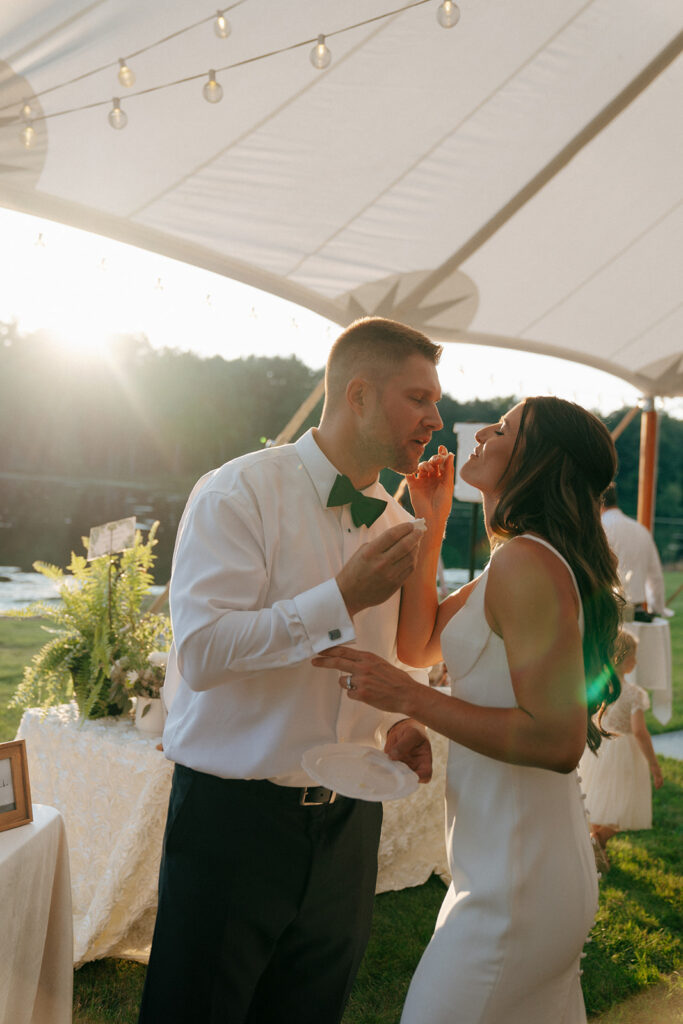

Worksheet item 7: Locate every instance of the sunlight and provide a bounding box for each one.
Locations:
[0,206,679,419]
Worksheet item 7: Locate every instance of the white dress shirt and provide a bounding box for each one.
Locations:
[601,507,665,614]
[162,429,426,785]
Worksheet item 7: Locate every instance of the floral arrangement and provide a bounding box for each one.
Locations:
[9,523,171,719]
[109,649,170,717]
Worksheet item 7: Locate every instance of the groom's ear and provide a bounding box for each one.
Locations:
[346,376,372,417]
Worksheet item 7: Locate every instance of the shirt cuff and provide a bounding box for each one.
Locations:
[293,577,356,654]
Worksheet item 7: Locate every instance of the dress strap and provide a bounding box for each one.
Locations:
[516,534,584,636]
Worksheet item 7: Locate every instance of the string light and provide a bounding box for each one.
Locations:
[214,10,231,38]
[202,70,223,103]
[118,59,136,87]
[310,34,331,70]
[436,0,460,28]
[19,100,36,147]
[108,97,127,129]
[20,122,36,148]
[0,0,250,116]
[1,1,438,129]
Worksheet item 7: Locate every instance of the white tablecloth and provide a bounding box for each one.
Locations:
[377,728,449,893]
[17,705,174,966]
[0,804,73,1024]
[624,618,673,724]
[17,704,449,964]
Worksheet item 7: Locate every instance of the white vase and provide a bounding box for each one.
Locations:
[134,697,165,736]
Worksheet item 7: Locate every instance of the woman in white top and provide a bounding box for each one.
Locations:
[313,397,622,1024]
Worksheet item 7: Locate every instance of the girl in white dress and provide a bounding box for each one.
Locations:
[313,397,622,1024]
[580,630,663,871]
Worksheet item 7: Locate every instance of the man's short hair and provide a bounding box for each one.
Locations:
[325,317,442,404]
[601,482,619,508]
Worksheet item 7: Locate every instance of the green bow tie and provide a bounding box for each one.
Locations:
[327,474,387,528]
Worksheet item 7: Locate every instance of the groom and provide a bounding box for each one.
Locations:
[139,317,443,1024]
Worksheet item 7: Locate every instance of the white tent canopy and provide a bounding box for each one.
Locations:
[1,0,681,397]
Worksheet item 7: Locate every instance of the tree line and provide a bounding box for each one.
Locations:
[1,322,681,568]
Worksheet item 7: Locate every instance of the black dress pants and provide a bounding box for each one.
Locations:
[138,765,383,1024]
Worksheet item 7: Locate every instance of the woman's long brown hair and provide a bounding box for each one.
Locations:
[490,397,622,752]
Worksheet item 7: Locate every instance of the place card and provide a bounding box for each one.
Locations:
[87,517,136,560]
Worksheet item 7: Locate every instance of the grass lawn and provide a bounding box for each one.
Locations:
[2,570,681,1023]
[0,615,50,741]
[67,756,682,1023]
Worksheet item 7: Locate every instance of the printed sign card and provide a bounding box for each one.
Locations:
[87,517,137,560]
[452,423,487,504]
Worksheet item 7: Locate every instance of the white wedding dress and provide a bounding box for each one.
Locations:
[401,536,598,1024]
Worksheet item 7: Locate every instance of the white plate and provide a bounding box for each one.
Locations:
[301,743,419,801]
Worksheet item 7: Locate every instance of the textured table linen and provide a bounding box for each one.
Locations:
[17,705,449,964]
[377,727,449,893]
[624,618,673,724]
[17,705,173,966]
[0,804,73,1024]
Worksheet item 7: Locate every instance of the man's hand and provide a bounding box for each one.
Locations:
[336,522,422,618]
[384,719,432,783]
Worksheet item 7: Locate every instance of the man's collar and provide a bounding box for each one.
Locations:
[294,429,382,507]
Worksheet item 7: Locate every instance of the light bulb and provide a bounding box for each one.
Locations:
[437,0,460,28]
[214,11,231,38]
[310,34,331,70]
[118,59,135,87]
[108,98,127,129]
[20,122,36,148]
[21,102,33,120]
[203,70,223,103]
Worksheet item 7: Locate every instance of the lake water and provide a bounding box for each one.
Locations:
[0,476,478,611]
[0,565,473,612]
[0,475,187,602]
[0,566,64,611]
[0,565,166,612]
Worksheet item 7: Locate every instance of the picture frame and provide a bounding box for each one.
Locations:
[0,739,33,833]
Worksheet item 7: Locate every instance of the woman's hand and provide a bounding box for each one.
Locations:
[311,646,421,716]
[407,445,455,523]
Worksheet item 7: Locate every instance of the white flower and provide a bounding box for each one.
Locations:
[148,650,169,669]
[126,670,139,685]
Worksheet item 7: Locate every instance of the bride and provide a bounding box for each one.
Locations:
[313,396,622,1023]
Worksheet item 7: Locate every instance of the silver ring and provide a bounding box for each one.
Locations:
[345,675,355,691]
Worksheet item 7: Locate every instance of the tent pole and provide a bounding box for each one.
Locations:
[272,377,325,447]
[610,405,639,442]
[636,399,658,531]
